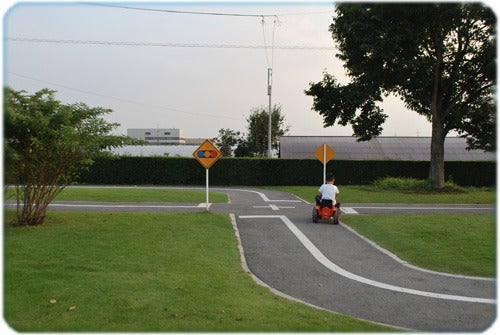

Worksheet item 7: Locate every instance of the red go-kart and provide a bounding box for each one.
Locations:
[312,202,340,224]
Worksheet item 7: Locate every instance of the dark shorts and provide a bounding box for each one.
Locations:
[315,195,340,208]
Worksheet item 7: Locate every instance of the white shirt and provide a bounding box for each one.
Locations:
[319,183,339,204]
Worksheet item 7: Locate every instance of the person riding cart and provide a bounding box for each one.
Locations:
[313,173,341,224]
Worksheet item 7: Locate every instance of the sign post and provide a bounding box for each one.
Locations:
[192,139,222,211]
[314,143,335,183]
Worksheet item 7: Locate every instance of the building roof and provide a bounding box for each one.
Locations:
[279,136,495,161]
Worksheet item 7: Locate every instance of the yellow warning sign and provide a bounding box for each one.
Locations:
[314,144,335,164]
[193,139,222,169]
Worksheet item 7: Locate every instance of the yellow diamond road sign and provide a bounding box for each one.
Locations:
[193,139,222,169]
[314,144,335,164]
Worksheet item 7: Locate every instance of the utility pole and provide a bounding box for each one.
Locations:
[267,68,272,158]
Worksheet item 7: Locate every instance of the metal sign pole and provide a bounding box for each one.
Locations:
[267,68,272,158]
[323,143,326,183]
[205,168,209,211]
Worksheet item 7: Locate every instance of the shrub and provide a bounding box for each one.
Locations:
[373,177,433,192]
[373,177,467,193]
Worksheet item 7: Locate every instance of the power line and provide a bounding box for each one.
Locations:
[83,2,279,18]
[6,37,334,51]
[83,2,334,17]
[8,71,242,122]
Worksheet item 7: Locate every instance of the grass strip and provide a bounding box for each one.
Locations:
[273,185,495,204]
[4,187,228,203]
[5,185,494,204]
[343,214,496,277]
[3,211,394,332]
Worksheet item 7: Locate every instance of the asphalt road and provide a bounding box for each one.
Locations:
[7,187,496,331]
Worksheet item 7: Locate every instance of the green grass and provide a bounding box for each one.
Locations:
[4,187,228,203]
[272,185,495,204]
[343,214,496,277]
[3,211,394,332]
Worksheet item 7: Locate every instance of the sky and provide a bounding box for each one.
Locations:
[2,0,495,139]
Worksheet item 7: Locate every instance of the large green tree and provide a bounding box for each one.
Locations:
[4,87,131,225]
[305,3,495,189]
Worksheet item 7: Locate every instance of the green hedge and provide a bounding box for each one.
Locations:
[77,157,495,187]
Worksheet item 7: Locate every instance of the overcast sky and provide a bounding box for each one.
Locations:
[2,1,495,139]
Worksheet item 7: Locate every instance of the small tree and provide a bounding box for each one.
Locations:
[4,87,130,226]
[242,104,290,157]
[213,128,241,156]
[233,138,252,157]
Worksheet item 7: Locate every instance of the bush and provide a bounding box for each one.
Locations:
[373,177,467,193]
[373,177,433,192]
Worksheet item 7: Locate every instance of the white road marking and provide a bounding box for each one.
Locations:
[238,215,495,304]
[197,203,212,208]
[253,205,296,211]
[226,188,302,203]
[341,207,359,214]
[352,206,492,211]
[42,203,203,209]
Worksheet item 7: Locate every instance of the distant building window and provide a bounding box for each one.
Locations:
[145,132,151,135]
[164,132,171,135]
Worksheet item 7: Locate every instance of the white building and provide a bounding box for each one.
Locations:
[279,136,495,161]
[127,128,186,145]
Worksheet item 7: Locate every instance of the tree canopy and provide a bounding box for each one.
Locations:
[305,3,495,188]
[213,128,241,157]
[216,104,289,157]
[245,104,289,156]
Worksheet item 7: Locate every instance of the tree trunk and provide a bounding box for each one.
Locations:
[429,118,446,189]
[15,184,63,226]
[428,40,446,190]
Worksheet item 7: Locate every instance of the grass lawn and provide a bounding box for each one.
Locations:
[273,185,496,204]
[343,214,496,277]
[3,211,394,332]
[4,187,228,203]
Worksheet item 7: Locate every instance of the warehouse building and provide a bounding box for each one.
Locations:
[279,136,495,161]
[127,128,186,145]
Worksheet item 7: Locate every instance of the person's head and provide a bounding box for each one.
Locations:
[326,173,335,183]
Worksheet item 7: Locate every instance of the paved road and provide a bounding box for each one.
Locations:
[8,187,496,331]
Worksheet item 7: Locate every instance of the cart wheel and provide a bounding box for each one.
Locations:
[312,208,319,223]
[333,210,339,225]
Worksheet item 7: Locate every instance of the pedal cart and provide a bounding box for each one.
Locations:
[312,202,340,224]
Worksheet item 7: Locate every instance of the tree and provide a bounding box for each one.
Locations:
[305,3,495,189]
[4,87,131,226]
[233,138,252,157]
[213,128,241,156]
[240,104,290,157]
